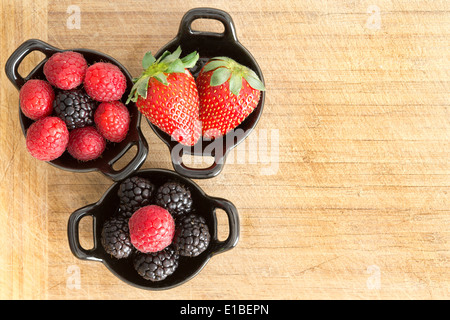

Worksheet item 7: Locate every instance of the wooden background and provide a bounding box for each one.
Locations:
[1,0,449,300]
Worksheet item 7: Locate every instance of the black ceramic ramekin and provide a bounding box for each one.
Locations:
[67,168,239,290]
[5,39,148,181]
[149,8,265,179]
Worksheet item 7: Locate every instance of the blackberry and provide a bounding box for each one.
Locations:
[118,176,155,213]
[155,181,193,217]
[101,215,133,259]
[133,246,179,281]
[173,214,210,257]
[53,89,97,130]
[118,208,134,219]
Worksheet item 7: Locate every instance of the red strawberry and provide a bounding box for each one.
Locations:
[196,57,265,139]
[127,47,201,146]
[43,51,87,90]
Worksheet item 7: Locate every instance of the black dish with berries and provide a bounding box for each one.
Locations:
[5,39,148,181]
[139,8,266,179]
[67,168,240,290]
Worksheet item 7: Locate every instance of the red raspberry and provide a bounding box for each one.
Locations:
[19,79,54,120]
[67,126,106,161]
[43,51,87,90]
[94,101,130,142]
[128,205,175,253]
[83,62,126,102]
[26,117,69,161]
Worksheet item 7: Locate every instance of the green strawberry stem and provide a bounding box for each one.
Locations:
[126,46,199,104]
[203,57,266,96]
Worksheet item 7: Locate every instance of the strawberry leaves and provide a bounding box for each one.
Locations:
[229,72,242,96]
[135,77,151,100]
[202,59,228,73]
[127,48,264,103]
[180,51,200,68]
[203,57,265,96]
[210,67,231,87]
[142,51,156,69]
[127,46,199,103]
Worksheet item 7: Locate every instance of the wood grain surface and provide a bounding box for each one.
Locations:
[1,0,449,300]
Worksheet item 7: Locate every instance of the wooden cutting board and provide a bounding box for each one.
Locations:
[0,0,448,299]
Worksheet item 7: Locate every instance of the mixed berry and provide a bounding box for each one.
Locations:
[101,176,211,282]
